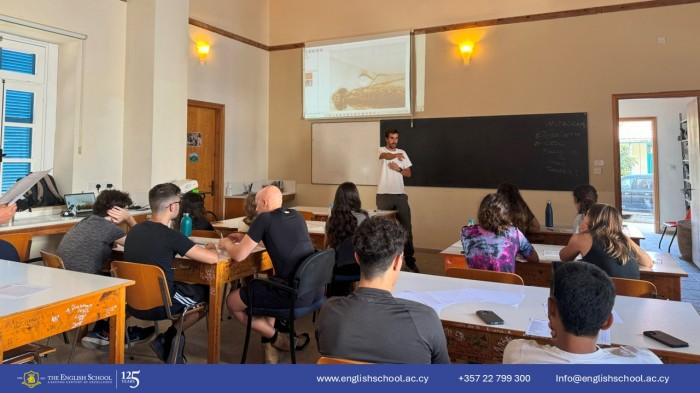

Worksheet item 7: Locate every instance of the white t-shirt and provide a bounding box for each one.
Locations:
[503,339,662,364]
[377,146,412,194]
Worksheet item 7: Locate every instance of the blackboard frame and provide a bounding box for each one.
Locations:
[381,113,588,191]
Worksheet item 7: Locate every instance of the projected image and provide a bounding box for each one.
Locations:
[303,34,411,119]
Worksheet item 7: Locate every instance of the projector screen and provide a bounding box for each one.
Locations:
[303,32,412,119]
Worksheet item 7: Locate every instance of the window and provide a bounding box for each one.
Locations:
[0,34,52,193]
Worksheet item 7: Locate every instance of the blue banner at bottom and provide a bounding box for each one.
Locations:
[1,364,693,393]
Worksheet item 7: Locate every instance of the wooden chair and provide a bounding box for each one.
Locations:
[659,208,691,252]
[191,229,222,238]
[445,267,525,285]
[296,210,316,221]
[317,356,371,364]
[111,261,208,364]
[610,277,658,298]
[0,233,32,261]
[40,250,85,363]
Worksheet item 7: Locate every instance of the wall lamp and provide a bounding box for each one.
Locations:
[196,42,210,62]
[459,42,474,65]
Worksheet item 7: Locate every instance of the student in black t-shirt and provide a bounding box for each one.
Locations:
[124,183,219,363]
[218,186,316,363]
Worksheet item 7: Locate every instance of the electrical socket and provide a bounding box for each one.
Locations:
[88,182,113,192]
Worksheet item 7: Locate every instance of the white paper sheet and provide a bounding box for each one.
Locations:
[394,287,527,316]
[525,318,611,345]
[0,169,52,204]
[0,283,51,299]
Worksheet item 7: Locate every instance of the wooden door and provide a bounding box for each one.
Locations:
[186,100,224,220]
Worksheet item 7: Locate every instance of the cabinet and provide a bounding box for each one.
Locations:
[680,115,691,210]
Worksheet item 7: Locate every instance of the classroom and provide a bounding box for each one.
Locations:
[1,0,700,367]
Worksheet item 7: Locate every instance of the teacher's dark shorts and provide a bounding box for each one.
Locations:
[240,277,324,309]
[128,282,209,320]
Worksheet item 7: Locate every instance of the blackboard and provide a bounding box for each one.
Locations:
[381,113,588,191]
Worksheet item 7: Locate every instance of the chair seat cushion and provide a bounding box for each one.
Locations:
[252,296,327,319]
[663,221,678,227]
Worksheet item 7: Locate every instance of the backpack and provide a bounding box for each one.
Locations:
[15,173,64,211]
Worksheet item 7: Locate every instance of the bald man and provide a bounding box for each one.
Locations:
[219,186,317,363]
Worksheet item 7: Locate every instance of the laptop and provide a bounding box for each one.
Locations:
[64,192,96,217]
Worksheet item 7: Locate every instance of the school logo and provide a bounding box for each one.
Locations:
[22,371,41,389]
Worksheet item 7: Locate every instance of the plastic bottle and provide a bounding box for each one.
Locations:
[180,212,193,237]
[328,203,333,216]
[545,200,554,228]
[468,218,475,227]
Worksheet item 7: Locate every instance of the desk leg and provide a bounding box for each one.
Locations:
[0,331,4,363]
[109,286,126,364]
[207,265,223,364]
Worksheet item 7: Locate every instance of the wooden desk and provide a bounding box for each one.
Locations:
[441,242,687,301]
[290,206,397,222]
[527,225,644,246]
[212,217,326,250]
[393,272,700,364]
[0,260,133,363]
[113,239,272,364]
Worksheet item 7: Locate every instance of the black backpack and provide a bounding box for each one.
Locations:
[15,173,64,211]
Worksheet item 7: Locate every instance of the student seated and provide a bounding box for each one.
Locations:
[503,261,662,364]
[572,184,597,233]
[324,182,369,296]
[497,182,540,234]
[174,191,214,231]
[559,203,652,279]
[124,183,219,363]
[57,190,154,350]
[316,217,450,364]
[461,193,539,272]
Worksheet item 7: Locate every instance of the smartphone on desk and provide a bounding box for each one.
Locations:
[476,310,504,325]
[643,330,689,348]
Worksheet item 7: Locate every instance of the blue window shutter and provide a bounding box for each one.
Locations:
[3,126,32,158]
[1,162,31,193]
[4,90,34,124]
[0,48,36,75]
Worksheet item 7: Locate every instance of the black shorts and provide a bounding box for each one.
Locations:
[240,278,324,309]
[128,282,209,320]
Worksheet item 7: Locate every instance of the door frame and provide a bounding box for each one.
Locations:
[187,99,225,220]
[618,117,659,232]
[612,90,700,233]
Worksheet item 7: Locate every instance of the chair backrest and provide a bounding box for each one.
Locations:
[0,233,32,261]
[40,250,66,270]
[294,249,336,295]
[445,267,525,285]
[317,356,371,364]
[296,210,316,221]
[335,236,357,269]
[610,277,658,298]
[191,229,221,238]
[111,261,172,311]
[0,239,21,262]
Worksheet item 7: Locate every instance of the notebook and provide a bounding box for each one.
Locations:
[64,192,96,217]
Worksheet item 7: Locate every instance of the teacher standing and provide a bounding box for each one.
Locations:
[377,128,419,273]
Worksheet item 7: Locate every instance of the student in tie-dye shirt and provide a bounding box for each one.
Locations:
[461,193,539,272]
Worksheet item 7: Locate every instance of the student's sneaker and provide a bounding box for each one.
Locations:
[149,333,167,363]
[261,342,280,364]
[127,326,156,346]
[271,331,297,352]
[81,331,110,350]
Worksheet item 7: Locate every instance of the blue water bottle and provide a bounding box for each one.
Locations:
[180,212,192,237]
[545,200,554,228]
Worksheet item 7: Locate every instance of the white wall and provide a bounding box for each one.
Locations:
[187,25,270,186]
[619,97,694,224]
[0,0,127,193]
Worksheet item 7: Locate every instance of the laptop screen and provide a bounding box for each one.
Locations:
[64,192,96,213]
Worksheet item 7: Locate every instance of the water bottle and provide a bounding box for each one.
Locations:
[468,218,475,227]
[180,212,192,237]
[545,200,554,228]
[328,203,333,216]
